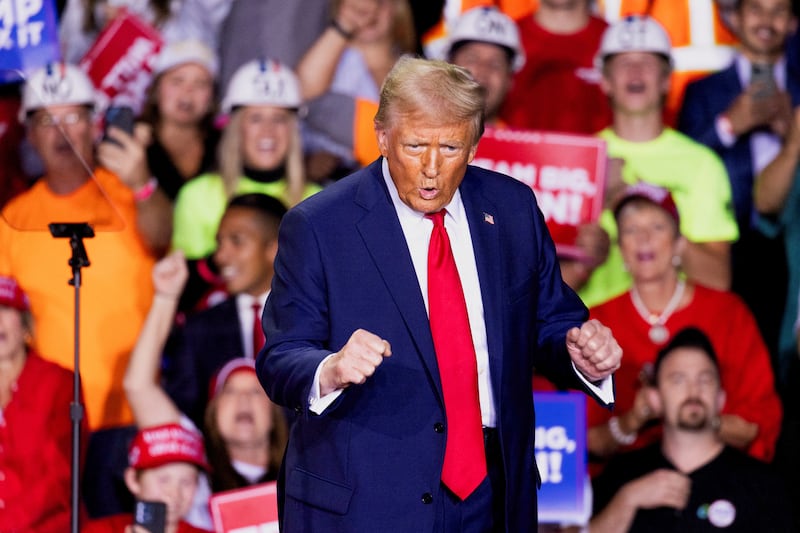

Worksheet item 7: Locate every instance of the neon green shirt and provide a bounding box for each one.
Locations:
[172,173,321,259]
[579,128,739,308]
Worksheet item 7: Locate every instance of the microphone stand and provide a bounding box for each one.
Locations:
[49,222,94,533]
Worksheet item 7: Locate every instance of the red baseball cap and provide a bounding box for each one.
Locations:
[613,182,680,226]
[128,423,209,472]
[0,276,29,312]
[209,358,257,399]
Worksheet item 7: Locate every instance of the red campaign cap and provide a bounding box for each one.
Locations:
[0,276,29,312]
[613,181,680,226]
[128,423,210,472]
[209,358,257,400]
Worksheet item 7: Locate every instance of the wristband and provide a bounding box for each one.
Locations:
[608,416,637,446]
[134,177,158,202]
[330,19,354,40]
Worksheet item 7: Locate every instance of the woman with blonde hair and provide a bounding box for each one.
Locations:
[172,59,320,259]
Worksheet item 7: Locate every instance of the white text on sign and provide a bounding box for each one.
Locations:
[535,425,577,484]
[473,158,597,226]
[0,0,45,50]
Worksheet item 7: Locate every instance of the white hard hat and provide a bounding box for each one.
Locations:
[153,39,219,78]
[20,62,97,123]
[597,15,672,65]
[221,59,302,114]
[445,7,525,72]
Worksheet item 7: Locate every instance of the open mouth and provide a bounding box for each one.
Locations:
[257,138,277,152]
[625,81,647,94]
[419,187,438,200]
[635,251,656,262]
[219,265,237,280]
[235,412,255,424]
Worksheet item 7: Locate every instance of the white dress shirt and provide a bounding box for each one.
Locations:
[236,292,269,360]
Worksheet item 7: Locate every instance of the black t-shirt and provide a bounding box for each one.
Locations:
[147,128,221,201]
[592,444,794,532]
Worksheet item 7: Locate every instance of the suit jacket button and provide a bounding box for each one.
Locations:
[421,493,433,504]
[433,422,445,433]
[294,406,303,414]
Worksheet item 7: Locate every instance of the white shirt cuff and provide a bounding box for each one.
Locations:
[309,353,343,414]
[572,362,614,405]
[715,114,737,147]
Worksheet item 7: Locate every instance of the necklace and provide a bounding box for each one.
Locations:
[630,279,686,344]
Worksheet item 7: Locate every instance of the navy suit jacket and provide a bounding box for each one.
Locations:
[257,159,604,532]
[678,61,800,230]
[164,297,244,426]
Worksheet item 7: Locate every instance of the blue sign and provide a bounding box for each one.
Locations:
[534,391,589,525]
[0,0,61,84]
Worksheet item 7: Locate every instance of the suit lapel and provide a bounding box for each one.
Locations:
[354,161,444,398]
[460,171,504,412]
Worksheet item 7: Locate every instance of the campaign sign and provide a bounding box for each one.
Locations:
[0,0,60,83]
[534,391,589,525]
[210,481,279,533]
[79,10,162,113]
[473,127,607,259]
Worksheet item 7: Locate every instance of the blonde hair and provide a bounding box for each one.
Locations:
[374,56,485,145]
[217,109,306,206]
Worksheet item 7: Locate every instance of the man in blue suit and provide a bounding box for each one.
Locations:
[679,0,799,361]
[257,57,622,532]
[164,193,287,426]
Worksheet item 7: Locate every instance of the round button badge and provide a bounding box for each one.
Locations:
[707,499,736,528]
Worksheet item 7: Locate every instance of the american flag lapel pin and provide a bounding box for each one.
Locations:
[483,212,494,225]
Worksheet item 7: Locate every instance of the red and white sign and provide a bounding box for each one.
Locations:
[209,481,279,533]
[473,127,607,259]
[79,10,162,113]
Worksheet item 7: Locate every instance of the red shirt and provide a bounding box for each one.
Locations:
[590,284,782,464]
[82,514,212,533]
[0,353,85,532]
[500,15,612,135]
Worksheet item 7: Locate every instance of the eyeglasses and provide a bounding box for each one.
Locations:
[29,110,91,129]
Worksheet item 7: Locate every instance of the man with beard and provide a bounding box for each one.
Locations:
[589,327,794,532]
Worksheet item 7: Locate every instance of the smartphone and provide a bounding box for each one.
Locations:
[133,500,167,533]
[751,63,776,99]
[102,105,135,145]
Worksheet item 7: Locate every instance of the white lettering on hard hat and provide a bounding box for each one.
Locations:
[253,73,285,100]
[619,18,646,50]
[476,16,507,38]
[42,71,72,101]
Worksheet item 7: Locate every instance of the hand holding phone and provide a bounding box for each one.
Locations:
[133,500,167,533]
[750,63,777,100]
[103,105,135,146]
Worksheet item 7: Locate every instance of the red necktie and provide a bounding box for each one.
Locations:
[252,301,266,359]
[426,210,487,500]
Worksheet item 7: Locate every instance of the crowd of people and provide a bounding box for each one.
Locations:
[1,0,799,531]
